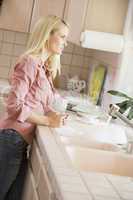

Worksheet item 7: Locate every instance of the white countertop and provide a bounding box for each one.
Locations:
[35,115,133,200]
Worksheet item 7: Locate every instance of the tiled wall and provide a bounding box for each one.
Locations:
[0,29,92,92]
[89,49,120,109]
[58,43,93,91]
[0,29,120,109]
[0,29,28,79]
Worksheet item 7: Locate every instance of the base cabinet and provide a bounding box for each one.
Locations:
[22,166,39,200]
[22,140,55,200]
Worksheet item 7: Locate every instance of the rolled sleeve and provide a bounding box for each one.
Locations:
[6,55,37,122]
[17,104,32,122]
[45,105,55,113]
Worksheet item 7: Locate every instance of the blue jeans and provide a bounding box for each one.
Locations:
[0,129,28,200]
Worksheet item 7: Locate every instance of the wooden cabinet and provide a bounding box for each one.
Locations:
[22,166,39,200]
[0,0,128,43]
[63,0,88,44]
[63,0,129,44]
[85,0,129,34]
[30,0,66,31]
[22,140,54,200]
[0,0,34,32]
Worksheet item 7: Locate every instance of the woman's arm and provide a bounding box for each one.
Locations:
[7,56,67,127]
[6,56,37,122]
[26,111,65,127]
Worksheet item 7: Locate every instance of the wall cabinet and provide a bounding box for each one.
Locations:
[63,0,88,44]
[85,0,129,34]
[64,0,129,45]
[0,0,129,45]
[0,0,34,32]
[30,0,66,32]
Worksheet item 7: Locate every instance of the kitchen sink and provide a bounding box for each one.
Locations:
[56,122,127,152]
[65,145,133,177]
[60,135,121,151]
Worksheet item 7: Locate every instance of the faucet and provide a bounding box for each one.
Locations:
[109,104,133,129]
[109,104,133,154]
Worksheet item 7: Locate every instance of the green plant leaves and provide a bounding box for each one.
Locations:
[127,106,133,120]
[107,90,133,100]
[116,100,130,114]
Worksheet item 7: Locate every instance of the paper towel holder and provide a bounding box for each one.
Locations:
[80,30,124,53]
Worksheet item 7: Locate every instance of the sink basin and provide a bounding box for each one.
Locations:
[60,136,121,152]
[56,122,127,146]
[65,145,133,177]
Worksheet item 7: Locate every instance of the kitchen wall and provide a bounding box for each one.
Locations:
[89,49,121,110]
[60,47,121,110]
[0,28,120,110]
[58,43,93,91]
[0,29,28,79]
[0,28,92,87]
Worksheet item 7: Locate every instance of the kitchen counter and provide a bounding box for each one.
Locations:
[0,81,133,199]
[32,113,133,200]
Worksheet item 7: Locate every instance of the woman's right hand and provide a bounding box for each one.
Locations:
[47,111,68,128]
[26,111,69,127]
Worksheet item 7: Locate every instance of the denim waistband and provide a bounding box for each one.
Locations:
[0,128,28,147]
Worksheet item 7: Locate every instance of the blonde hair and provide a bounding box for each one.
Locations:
[24,15,69,78]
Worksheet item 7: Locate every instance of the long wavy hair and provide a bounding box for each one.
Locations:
[24,15,69,78]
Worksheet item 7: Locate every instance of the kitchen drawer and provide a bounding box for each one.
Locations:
[37,166,54,200]
[22,165,39,200]
[30,140,42,187]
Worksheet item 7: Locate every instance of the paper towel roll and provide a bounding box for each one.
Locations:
[80,31,124,53]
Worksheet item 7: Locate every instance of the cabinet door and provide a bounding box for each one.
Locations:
[37,167,54,200]
[85,0,128,34]
[0,0,33,32]
[64,0,88,44]
[30,0,66,32]
[22,166,39,200]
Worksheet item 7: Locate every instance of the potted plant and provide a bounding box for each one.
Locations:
[107,90,133,120]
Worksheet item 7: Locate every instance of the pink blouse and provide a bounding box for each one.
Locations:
[0,55,56,143]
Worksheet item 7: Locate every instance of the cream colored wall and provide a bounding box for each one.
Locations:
[89,49,120,109]
[0,29,28,80]
[0,29,92,93]
[58,43,93,90]
[0,28,119,110]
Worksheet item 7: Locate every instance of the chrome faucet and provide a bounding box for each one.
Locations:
[109,104,133,154]
[109,104,133,129]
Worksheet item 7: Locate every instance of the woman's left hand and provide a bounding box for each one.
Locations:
[47,111,69,126]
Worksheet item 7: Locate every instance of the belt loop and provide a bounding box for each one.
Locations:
[26,145,32,159]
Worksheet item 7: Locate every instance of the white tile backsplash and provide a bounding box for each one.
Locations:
[0,66,10,79]
[15,32,28,45]
[64,42,74,53]
[0,29,28,79]
[0,55,11,66]
[73,45,85,55]
[0,28,119,100]
[1,42,13,55]
[11,56,18,66]
[83,57,91,68]
[80,68,89,82]
[61,53,72,65]
[3,30,15,43]
[0,30,3,41]
[72,55,84,66]
[68,66,81,78]
[13,44,26,56]
[61,65,69,75]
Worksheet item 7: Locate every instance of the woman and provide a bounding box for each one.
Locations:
[0,15,69,199]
